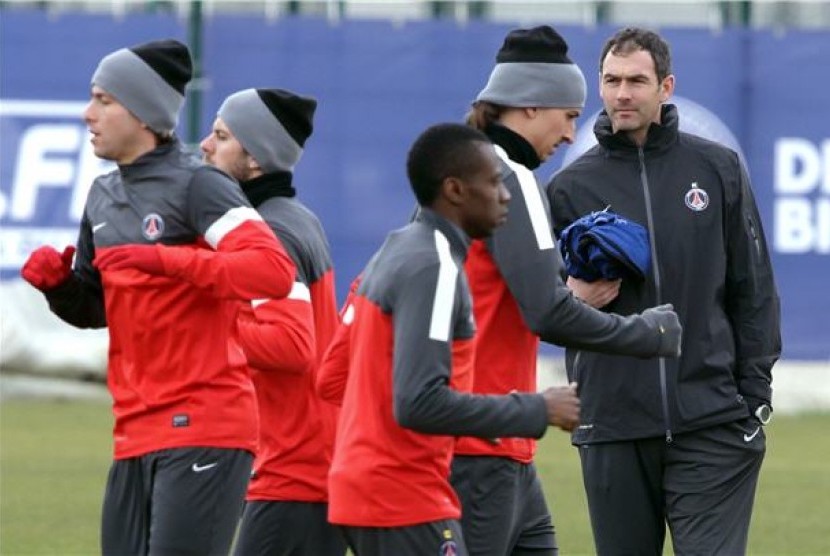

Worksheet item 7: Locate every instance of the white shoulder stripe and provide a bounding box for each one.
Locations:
[494,145,554,251]
[342,303,355,325]
[429,230,458,342]
[287,281,311,302]
[205,206,264,249]
[250,281,310,308]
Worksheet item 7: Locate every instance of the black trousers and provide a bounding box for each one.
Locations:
[579,418,766,556]
[340,519,466,556]
[450,456,557,555]
[101,446,253,556]
[233,500,346,556]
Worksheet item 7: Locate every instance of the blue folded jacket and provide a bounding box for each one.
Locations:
[559,210,651,282]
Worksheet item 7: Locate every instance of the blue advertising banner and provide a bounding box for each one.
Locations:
[1,10,827,359]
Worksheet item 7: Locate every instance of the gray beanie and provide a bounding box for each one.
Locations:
[217,88,317,174]
[91,39,192,134]
[476,26,586,109]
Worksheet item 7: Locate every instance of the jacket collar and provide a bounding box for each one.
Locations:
[484,122,542,170]
[595,103,679,154]
[416,207,472,261]
[240,171,295,208]
[118,137,181,177]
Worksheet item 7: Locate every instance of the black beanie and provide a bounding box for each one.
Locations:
[131,39,192,95]
[476,25,586,109]
[218,88,317,173]
[496,26,574,64]
[92,39,193,134]
[257,89,316,149]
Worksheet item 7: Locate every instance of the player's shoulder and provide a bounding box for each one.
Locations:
[384,223,450,277]
[677,131,739,162]
[677,131,743,177]
[90,167,121,189]
[548,144,606,191]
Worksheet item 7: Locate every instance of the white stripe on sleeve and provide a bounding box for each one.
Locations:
[250,281,310,308]
[287,281,311,302]
[204,206,264,249]
[428,230,458,342]
[494,145,555,251]
[342,303,355,325]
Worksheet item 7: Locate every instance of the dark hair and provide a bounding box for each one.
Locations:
[599,27,672,83]
[406,123,492,207]
[465,101,510,131]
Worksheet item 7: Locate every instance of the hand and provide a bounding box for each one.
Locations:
[541,382,580,432]
[21,245,75,291]
[567,276,621,308]
[94,245,165,275]
[641,303,682,357]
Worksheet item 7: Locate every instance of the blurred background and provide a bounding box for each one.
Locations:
[1,0,827,397]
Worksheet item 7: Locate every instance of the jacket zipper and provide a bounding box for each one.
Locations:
[638,148,673,444]
[748,215,762,258]
[572,351,582,386]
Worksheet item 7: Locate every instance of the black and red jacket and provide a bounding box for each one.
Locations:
[318,209,548,527]
[456,124,677,463]
[43,139,296,459]
[236,173,340,503]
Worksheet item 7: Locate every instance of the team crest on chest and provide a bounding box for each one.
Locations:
[684,182,709,212]
[142,213,165,240]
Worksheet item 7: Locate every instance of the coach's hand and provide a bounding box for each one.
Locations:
[641,303,682,358]
[541,382,580,432]
[21,245,75,291]
[95,245,165,276]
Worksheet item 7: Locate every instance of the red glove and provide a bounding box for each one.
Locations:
[21,245,75,291]
[94,245,165,275]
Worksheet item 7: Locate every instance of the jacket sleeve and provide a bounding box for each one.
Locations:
[315,280,359,405]
[724,156,781,407]
[159,167,296,300]
[44,214,106,328]
[236,281,315,374]
[392,263,548,439]
[488,161,663,357]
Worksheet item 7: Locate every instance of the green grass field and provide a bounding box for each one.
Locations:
[1,400,828,555]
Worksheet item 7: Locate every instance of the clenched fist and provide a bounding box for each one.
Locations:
[541,382,580,432]
[21,245,75,291]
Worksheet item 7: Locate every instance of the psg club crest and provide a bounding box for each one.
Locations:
[142,213,165,240]
[684,182,709,212]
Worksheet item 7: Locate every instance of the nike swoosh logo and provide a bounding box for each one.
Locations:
[191,462,218,473]
[743,426,761,442]
[92,222,107,233]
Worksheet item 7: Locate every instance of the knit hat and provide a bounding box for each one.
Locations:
[476,26,586,109]
[91,39,192,134]
[217,88,317,174]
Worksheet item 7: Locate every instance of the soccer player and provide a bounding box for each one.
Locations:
[547,27,781,554]
[20,40,296,555]
[316,123,581,556]
[200,87,345,555]
[455,25,684,555]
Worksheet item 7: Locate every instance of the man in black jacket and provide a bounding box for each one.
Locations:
[548,27,781,555]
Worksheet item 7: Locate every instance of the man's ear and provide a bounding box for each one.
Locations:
[443,176,466,206]
[659,74,675,103]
